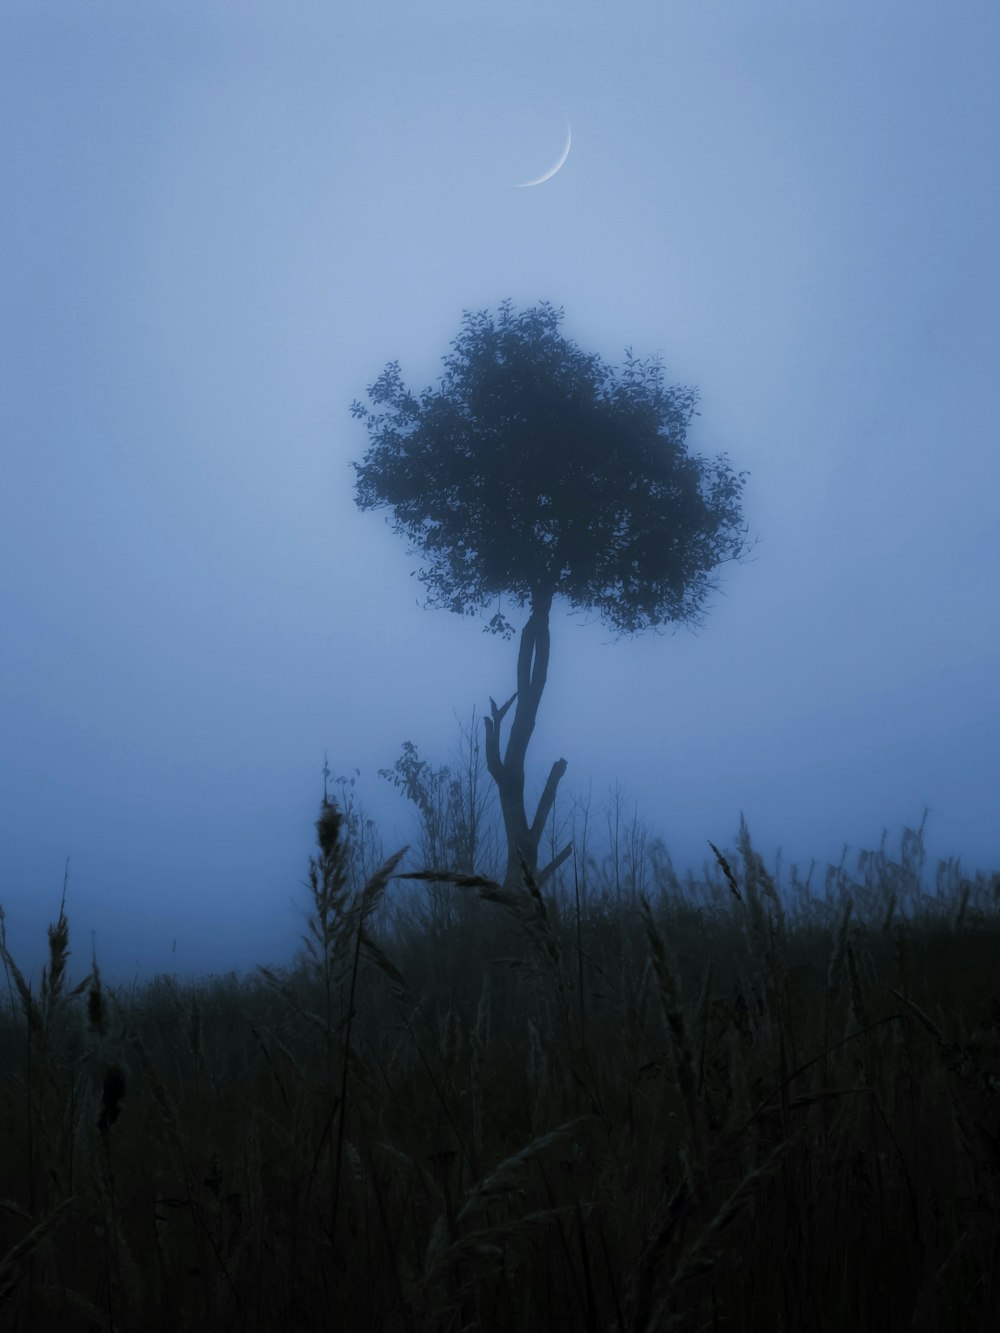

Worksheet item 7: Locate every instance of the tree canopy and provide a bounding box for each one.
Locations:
[350,299,754,640]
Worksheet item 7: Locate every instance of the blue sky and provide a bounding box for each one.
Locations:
[2,0,998,989]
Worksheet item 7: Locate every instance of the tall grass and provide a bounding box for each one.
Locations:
[0,789,998,1331]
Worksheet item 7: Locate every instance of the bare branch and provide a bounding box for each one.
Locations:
[529,757,568,845]
[536,841,574,888]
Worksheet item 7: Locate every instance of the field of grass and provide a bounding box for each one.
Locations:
[1,795,998,1332]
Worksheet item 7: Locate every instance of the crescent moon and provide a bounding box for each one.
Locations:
[515,123,572,188]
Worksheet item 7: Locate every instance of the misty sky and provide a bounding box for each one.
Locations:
[3,0,998,990]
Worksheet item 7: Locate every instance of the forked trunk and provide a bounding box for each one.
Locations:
[482,587,573,892]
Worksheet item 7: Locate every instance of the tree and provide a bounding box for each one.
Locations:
[377,707,502,880]
[350,300,757,893]
[378,709,505,937]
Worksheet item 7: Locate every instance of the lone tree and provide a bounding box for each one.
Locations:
[350,300,756,893]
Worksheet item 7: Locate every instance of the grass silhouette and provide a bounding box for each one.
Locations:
[1,783,998,1331]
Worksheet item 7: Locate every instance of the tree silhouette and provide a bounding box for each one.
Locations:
[350,300,757,892]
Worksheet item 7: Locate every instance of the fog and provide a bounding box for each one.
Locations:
[2,0,998,990]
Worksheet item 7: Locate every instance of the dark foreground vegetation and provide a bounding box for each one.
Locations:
[1,798,998,1332]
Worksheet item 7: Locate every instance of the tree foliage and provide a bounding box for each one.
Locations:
[351,299,754,640]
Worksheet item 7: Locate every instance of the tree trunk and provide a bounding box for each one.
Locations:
[483,588,573,892]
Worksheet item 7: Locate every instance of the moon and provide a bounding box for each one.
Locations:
[515,122,572,188]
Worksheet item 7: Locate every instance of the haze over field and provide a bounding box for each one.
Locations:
[2,0,998,989]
